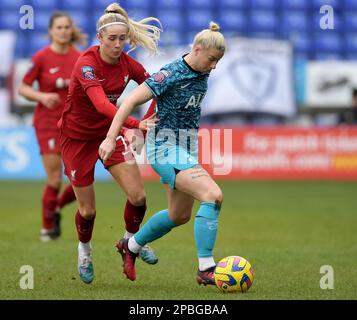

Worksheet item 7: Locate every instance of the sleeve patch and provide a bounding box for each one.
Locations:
[82,66,95,80]
[154,70,171,83]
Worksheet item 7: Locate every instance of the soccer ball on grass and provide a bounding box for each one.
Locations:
[214,256,254,293]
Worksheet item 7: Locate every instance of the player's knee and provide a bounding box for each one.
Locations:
[205,188,223,206]
[47,171,62,189]
[77,203,96,219]
[128,193,146,207]
[79,209,96,220]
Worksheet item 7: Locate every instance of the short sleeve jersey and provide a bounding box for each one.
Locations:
[145,55,208,146]
[22,46,80,131]
[60,46,149,140]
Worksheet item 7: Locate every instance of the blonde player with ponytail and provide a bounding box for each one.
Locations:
[100,22,226,285]
[59,3,162,284]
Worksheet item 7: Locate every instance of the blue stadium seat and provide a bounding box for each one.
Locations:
[186,0,214,9]
[28,32,50,56]
[249,0,279,10]
[344,0,357,10]
[69,11,92,34]
[249,10,279,32]
[218,10,247,32]
[30,0,58,9]
[217,0,247,9]
[125,0,151,10]
[312,0,341,10]
[92,0,117,10]
[34,11,51,32]
[249,31,278,39]
[289,31,313,54]
[187,10,213,31]
[15,31,28,58]
[127,9,153,21]
[0,0,27,10]
[280,11,310,32]
[313,32,342,53]
[156,0,183,9]
[344,33,357,53]
[280,0,311,10]
[345,53,357,60]
[0,11,20,30]
[157,10,183,30]
[343,12,357,32]
[160,30,186,47]
[59,0,88,10]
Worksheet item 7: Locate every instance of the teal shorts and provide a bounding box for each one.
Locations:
[146,143,198,189]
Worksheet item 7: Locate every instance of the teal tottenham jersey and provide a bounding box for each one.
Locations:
[145,55,209,149]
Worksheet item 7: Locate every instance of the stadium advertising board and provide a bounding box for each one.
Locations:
[1,127,357,180]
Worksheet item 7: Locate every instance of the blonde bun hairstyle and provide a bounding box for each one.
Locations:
[193,21,225,52]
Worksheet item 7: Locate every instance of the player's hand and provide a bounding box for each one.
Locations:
[138,113,159,131]
[99,137,116,163]
[40,93,61,109]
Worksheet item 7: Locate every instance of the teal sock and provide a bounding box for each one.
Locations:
[134,209,177,246]
[194,202,221,258]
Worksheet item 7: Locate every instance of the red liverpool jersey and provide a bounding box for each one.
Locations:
[23,46,80,131]
[60,46,150,140]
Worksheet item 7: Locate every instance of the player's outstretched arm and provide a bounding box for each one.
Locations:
[99,83,154,162]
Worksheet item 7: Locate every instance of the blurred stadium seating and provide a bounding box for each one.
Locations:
[0,0,352,60]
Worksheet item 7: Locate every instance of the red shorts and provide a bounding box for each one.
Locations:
[60,133,135,187]
[35,128,61,154]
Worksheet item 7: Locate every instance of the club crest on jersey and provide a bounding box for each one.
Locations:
[82,66,95,80]
[154,70,171,83]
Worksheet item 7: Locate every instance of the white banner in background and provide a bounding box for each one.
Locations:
[306,61,357,107]
[138,37,296,117]
[0,31,16,76]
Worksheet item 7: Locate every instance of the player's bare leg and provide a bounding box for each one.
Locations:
[175,165,223,285]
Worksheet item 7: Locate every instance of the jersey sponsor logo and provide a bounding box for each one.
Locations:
[154,70,171,83]
[184,94,204,109]
[49,66,60,74]
[82,66,95,80]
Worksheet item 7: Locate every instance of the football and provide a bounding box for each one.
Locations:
[214,256,254,293]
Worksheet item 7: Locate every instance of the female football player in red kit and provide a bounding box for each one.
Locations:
[58,2,161,284]
[19,12,86,241]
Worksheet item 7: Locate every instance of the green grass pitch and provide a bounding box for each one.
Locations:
[0,180,356,300]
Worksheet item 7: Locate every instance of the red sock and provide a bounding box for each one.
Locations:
[124,200,146,233]
[58,184,76,209]
[42,185,59,230]
[75,210,95,243]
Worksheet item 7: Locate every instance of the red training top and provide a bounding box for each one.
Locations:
[23,46,81,131]
[59,45,154,140]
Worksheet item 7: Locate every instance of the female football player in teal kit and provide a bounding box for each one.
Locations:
[99,21,226,285]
